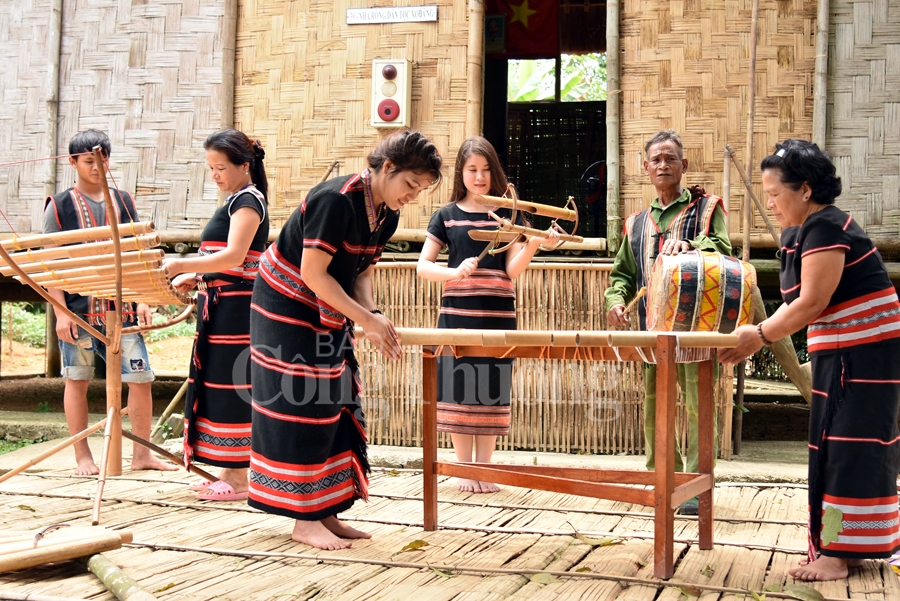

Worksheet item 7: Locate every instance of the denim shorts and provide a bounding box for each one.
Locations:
[59,324,155,383]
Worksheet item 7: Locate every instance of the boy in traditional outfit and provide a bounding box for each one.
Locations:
[43,129,176,475]
[604,130,730,514]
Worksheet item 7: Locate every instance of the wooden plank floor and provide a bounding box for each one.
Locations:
[0,468,897,600]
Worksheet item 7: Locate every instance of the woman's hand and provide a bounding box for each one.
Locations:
[162,257,181,277]
[361,312,402,360]
[717,324,765,364]
[453,257,479,279]
[530,225,562,245]
[171,273,198,294]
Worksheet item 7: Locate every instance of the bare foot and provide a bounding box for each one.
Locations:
[476,481,501,493]
[74,459,100,476]
[322,516,372,539]
[292,520,352,550]
[789,555,849,581]
[457,478,483,493]
[130,456,179,472]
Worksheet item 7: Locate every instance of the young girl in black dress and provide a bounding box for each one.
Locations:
[417,136,558,493]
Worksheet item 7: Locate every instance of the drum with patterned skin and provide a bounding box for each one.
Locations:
[646,250,756,334]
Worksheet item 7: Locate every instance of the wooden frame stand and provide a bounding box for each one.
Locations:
[420,334,717,580]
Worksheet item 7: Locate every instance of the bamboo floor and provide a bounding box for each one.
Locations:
[0,466,897,601]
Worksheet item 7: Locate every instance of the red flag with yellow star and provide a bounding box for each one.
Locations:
[486,0,558,59]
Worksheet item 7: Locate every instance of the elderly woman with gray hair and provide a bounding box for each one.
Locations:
[719,139,900,580]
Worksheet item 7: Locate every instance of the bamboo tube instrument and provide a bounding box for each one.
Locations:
[473,194,577,221]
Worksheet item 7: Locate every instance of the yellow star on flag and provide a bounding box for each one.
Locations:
[510,0,538,29]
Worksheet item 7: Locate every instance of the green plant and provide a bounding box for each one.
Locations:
[507,53,606,102]
[1,302,47,348]
[144,306,197,343]
[0,437,45,455]
[35,401,52,413]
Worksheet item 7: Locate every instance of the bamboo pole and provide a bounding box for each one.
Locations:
[812,0,830,148]
[0,408,129,484]
[92,407,118,525]
[318,160,339,184]
[22,260,162,285]
[725,145,780,247]
[737,0,760,457]
[79,553,159,601]
[0,531,131,574]
[0,235,160,271]
[45,0,62,203]
[465,0,485,137]
[605,0,621,253]
[721,151,733,459]
[0,222,154,252]
[474,194,578,220]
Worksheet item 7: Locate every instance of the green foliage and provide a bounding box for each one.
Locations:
[144,306,197,343]
[35,401,52,413]
[508,53,606,102]
[1,302,47,348]
[0,437,45,455]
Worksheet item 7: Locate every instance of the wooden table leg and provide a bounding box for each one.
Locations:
[422,353,438,531]
[697,359,715,550]
[654,335,677,579]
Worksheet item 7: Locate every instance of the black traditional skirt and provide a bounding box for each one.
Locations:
[247,277,368,521]
[435,297,516,437]
[807,341,900,560]
[183,283,254,469]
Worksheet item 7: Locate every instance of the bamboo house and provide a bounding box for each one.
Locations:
[1,0,898,458]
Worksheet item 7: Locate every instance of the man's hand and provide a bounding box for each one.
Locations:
[56,312,79,344]
[660,239,692,256]
[136,303,152,327]
[607,304,628,328]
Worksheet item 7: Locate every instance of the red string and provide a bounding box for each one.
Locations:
[0,151,91,169]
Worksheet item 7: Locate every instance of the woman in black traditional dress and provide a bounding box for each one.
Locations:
[417,136,557,493]
[164,129,269,501]
[719,139,900,580]
[249,130,442,549]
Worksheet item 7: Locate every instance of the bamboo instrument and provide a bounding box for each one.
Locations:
[22,260,162,285]
[359,327,740,349]
[0,222,154,252]
[0,408,129,484]
[0,249,164,277]
[92,407,118,525]
[473,194,577,221]
[0,234,160,272]
[467,230,522,243]
[607,331,738,348]
[0,529,132,574]
[489,211,584,243]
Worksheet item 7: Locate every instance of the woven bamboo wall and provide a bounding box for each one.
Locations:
[0,0,57,233]
[53,0,232,232]
[233,0,468,229]
[358,263,735,459]
[618,0,817,235]
[826,0,900,235]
